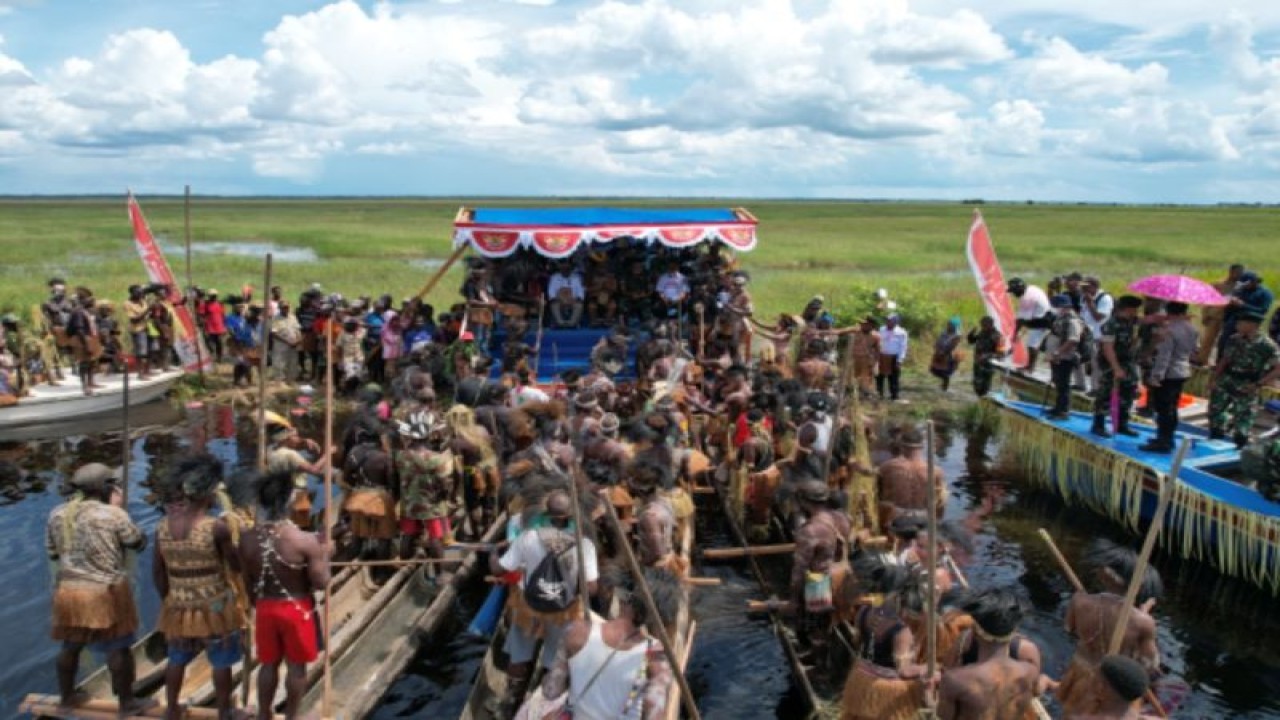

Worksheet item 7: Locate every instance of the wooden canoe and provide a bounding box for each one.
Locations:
[459,511,697,720]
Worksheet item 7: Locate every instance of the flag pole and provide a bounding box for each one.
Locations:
[322,321,335,718]
[121,370,130,508]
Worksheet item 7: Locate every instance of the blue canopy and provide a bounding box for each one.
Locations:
[471,207,740,226]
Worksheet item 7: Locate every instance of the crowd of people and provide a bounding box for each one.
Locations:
[20,241,1280,720]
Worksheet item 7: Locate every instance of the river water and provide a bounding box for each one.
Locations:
[3,405,1280,719]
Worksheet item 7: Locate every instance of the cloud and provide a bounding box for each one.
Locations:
[1021,36,1168,100]
[1077,98,1239,163]
[982,99,1045,156]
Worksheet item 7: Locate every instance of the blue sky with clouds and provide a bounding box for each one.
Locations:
[1,0,1279,202]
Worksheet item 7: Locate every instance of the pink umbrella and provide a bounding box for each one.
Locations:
[1128,274,1228,306]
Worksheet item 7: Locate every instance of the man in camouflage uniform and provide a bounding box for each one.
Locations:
[1209,312,1280,447]
[966,316,1004,397]
[1092,296,1144,438]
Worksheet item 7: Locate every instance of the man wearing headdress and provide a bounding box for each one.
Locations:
[65,290,104,395]
[123,284,154,380]
[340,419,398,555]
[266,420,332,531]
[723,272,754,362]
[46,463,147,712]
[1088,656,1164,719]
[152,455,245,720]
[937,588,1046,720]
[237,470,330,720]
[42,277,73,380]
[446,403,501,533]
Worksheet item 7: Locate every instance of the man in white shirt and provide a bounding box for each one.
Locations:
[655,263,690,320]
[547,263,585,328]
[877,314,909,401]
[1008,277,1052,373]
[491,489,599,713]
[1078,276,1114,392]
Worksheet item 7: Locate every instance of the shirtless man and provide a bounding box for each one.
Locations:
[723,272,754,362]
[1058,540,1163,717]
[790,480,852,677]
[795,338,836,391]
[238,470,330,720]
[627,458,687,575]
[876,427,947,529]
[1080,655,1162,719]
[938,588,1044,720]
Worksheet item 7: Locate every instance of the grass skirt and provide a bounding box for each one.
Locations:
[1056,655,1103,717]
[51,580,138,644]
[344,487,398,539]
[839,659,923,720]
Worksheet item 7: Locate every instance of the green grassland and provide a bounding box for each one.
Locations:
[1,197,1277,337]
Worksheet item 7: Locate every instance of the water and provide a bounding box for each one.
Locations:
[156,238,319,263]
[4,407,1280,718]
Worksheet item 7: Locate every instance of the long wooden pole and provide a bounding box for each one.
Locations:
[256,254,273,472]
[121,369,130,508]
[413,243,468,301]
[821,338,854,486]
[185,184,203,382]
[565,466,591,622]
[1107,440,1188,655]
[322,326,335,718]
[923,421,939,716]
[532,296,547,380]
[600,501,703,720]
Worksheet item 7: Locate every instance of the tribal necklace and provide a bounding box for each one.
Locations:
[256,519,312,620]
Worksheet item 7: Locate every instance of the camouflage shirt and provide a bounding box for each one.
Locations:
[396,447,455,520]
[1221,333,1279,381]
[1099,316,1139,367]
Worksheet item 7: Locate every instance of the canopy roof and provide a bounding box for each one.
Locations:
[453,206,758,259]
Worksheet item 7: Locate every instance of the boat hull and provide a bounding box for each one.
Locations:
[0,370,183,431]
[988,395,1280,594]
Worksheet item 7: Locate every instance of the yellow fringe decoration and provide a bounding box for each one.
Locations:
[993,399,1280,595]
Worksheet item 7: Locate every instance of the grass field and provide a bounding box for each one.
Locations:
[1,197,1277,336]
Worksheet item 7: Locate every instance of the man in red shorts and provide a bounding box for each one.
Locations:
[238,471,330,720]
[395,411,456,567]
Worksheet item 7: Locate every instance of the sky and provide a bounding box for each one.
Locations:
[1,0,1279,202]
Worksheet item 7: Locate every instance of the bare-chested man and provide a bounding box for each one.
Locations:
[1077,655,1162,719]
[723,272,754,362]
[938,588,1045,720]
[627,458,687,575]
[795,338,836,391]
[1058,540,1162,718]
[876,427,947,529]
[790,480,853,677]
[238,470,330,720]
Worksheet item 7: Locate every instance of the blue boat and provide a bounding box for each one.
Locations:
[987,394,1280,594]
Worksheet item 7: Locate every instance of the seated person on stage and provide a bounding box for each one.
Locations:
[584,253,619,327]
[655,261,691,320]
[548,262,585,328]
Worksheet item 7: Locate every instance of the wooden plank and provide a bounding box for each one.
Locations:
[18,694,283,720]
[701,543,794,560]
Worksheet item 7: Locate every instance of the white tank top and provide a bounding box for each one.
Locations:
[569,621,648,720]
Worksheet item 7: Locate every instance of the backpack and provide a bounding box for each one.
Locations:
[523,528,580,613]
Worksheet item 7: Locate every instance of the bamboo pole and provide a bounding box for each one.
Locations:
[821,337,854,486]
[532,296,546,379]
[185,184,203,382]
[923,421,939,717]
[256,253,273,472]
[600,501,703,720]
[1106,440,1188,655]
[322,325,335,718]
[414,242,468,301]
[565,468,591,623]
[701,543,796,560]
[121,370,130,508]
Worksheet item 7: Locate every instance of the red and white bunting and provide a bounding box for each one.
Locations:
[454,222,757,258]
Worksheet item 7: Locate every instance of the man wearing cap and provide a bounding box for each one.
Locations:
[46,462,148,712]
[490,489,599,715]
[790,479,852,677]
[1196,264,1243,365]
[1007,278,1052,373]
[1220,271,1274,358]
[1141,302,1199,453]
[1208,312,1280,447]
[1091,296,1144,438]
[876,314,908,402]
[1045,295,1085,419]
[267,422,331,530]
[876,427,946,529]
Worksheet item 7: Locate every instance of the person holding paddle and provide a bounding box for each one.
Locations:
[1057,540,1163,718]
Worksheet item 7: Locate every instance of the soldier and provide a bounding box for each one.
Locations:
[965,316,1004,398]
[1092,296,1144,438]
[1208,312,1280,447]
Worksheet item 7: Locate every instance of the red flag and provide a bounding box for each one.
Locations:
[127,193,212,373]
[965,210,1027,367]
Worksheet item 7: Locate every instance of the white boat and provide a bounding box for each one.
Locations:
[0,369,183,434]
